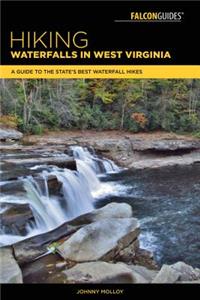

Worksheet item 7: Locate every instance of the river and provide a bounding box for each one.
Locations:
[0,145,200,268]
[96,164,200,268]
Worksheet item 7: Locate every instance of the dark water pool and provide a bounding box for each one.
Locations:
[95,164,200,268]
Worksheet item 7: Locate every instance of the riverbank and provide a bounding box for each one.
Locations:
[2,130,200,169]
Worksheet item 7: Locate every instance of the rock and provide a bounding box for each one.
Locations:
[36,175,62,196]
[0,247,23,283]
[152,264,180,283]
[89,139,132,154]
[133,248,158,270]
[153,262,200,284]
[171,261,200,281]
[179,280,200,284]
[0,202,34,236]
[3,157,77,170]
[130,139,200,152]
[13,223,79,265]
[22,253,68,284]
[0,128,23,141]
[114,239,139,262]
[126,264,158,282]
[56,218,140,262]
[130,151,200,169]
[62,261,136,283]
[0,162,39,181]
[0,180,26,195]
[116,263,149,283]
[12,203,135,264]
[68,202,133,226]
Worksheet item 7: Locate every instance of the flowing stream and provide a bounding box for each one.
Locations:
[0,146,119,245]
[0,145,200,268]
[96,164,200,268]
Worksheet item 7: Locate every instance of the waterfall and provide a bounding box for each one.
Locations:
[76,159,101,192]
[71,145,120,174]
[53,169,94,219]
[23,176,64,230]
[0,146,120,246]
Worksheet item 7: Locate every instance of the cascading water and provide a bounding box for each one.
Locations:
[0,146,121,246]
[23,176,65,230]
[53,168,94,219]
[72,146,120,174]
[76,160,101,192]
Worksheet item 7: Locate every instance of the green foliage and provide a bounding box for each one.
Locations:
[0,79,200,135]
[47,242,60,254]
[31,124,44,135]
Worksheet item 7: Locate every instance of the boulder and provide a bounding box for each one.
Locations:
[126,264,158,283]
[152,264,180,283]
[0,247,23,283]
[0,202,34,236]
[22,253,68,284]
[62,261,136,283]
[13,203,135,265]
[132,248,158,270]
[115,263,149,283]
[56,218,140,262]
[152,262,200,283]
[0,129,23,141]
[13,223,78,265]
[171,261,200,281]
[68,202,133,226]
[153,261,200,283]
[114,239,139,262]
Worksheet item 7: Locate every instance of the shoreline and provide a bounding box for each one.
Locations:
[2,129,199,170]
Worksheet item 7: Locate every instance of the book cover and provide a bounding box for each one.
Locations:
[0,0,200,297]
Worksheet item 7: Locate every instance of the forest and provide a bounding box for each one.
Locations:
[0,79,200,136]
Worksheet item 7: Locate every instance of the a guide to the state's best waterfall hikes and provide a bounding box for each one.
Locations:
[0,0,200,298]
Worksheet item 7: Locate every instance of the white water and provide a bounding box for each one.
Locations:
[72,146,120,174]
[0,146,121,246]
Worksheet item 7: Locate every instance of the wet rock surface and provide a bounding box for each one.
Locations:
[0,202,34,236]
[2,157,77,170]
[13,224,79,265]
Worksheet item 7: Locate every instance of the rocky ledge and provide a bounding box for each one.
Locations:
[1,131,200,169]
[0,202,199,284]
[0,128,23,141]
[15,131,200,169]
[82,137,200,169]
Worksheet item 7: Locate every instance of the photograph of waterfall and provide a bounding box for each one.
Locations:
[1,78,200,284]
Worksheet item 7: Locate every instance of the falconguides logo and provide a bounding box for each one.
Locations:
[130,12,184,22]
